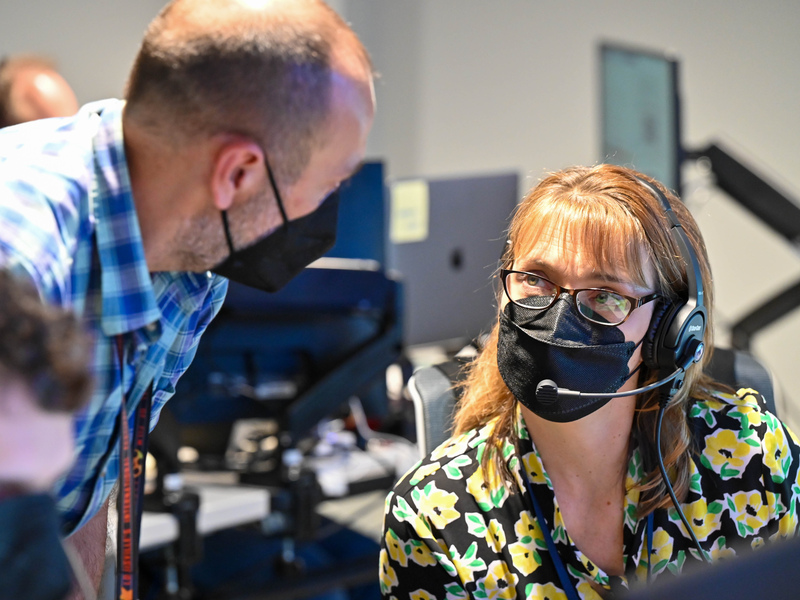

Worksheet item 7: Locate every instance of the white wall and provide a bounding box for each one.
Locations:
[0,1,167,102]
[1,1,799,424]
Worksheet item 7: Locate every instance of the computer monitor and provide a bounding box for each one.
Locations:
[387,172,519,349]
[600,42,683,195]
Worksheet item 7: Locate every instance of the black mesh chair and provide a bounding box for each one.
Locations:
[408,346,781,458]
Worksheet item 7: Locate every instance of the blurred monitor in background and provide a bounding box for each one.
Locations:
[600,42,683,196]
[387,172,519,350]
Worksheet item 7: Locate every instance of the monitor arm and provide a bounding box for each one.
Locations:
[686,142,800,350]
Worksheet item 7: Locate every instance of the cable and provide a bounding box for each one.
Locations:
[655,404,712,563]
[347,396,416,448]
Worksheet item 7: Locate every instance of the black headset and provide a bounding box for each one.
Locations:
[637,177,707,378]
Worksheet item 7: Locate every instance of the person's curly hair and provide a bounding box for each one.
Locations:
[0,269,92,411]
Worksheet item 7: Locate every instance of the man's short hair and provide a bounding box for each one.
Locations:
[124,0,347,185]
[0,270,91,412]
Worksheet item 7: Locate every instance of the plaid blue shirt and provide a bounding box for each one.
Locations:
[0,99,228,533]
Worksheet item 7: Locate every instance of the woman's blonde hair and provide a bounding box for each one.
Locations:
[452,164,727,516]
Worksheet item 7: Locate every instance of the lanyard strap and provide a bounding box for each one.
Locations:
[115,335,153,600]
[523,475,581,600]
[645,511,654,584]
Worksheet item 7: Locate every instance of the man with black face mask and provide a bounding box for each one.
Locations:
[0,1,375,597]
[0,270,92,599]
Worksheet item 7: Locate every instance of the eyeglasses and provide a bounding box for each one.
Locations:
[501,269,660,326]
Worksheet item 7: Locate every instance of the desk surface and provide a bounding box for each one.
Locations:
[140,477,270,551]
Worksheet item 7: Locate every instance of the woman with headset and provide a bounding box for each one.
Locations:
[380,165,800,599]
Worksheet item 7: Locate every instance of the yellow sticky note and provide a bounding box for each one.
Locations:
[390,180,429,243]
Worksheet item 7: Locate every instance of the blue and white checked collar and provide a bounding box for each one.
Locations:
[88,99,163,338]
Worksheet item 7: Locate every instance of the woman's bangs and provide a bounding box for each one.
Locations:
[512,194,653,289]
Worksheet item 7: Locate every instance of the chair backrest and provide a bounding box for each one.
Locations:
[706,347,781,415]
[409,365,460,458]
[409,346,781,459]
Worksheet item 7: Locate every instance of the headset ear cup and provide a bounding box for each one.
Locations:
[642,301,675,370]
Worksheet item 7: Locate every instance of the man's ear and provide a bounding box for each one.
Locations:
[210,138,265,211]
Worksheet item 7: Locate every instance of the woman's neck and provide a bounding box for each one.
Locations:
[521,397,636,493]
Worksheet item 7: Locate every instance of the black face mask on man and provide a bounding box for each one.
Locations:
[211,158,339,292]
[497,295,641,422]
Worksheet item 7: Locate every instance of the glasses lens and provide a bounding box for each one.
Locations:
[576,289,631,325]
[505,271,557,309]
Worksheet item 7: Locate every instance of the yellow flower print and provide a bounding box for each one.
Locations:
[766,490,786,520]
[521,452,549,485]
[395,460,422,486]
[410,590,437,600]
[708,536,737,561]
[385,528,408,567]
[764,426,792,484]
[391,495,437,541]
[508,539,541,576]
[576,579,607,600]
[726,491,769,537]
[379,548,399,594]
[408,539,438,567]
[576,550,601,580]
[735,389,762,408]
[552,505,568,544]
[466,464,509,512]
[515,511,539,539]
[787,425,800,446]
[487,519,506,553]
[409,461,442,485]
[649,528,674,574]
[731,403,763,432]
[475,560,519,599]
[702,429,754,479]
[449,541,487,583]
[777,510,797,539]
[681,498,723,542]
[431,431,474,461]
[411,482,461,530]
[524,581,568,600]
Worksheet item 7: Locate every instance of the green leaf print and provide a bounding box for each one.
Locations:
[393,496,413,521]
[490,487,506,508]
[700,454,713,471]
[466,513,487,537]
[445,465,462,479]
[444,583,468,600]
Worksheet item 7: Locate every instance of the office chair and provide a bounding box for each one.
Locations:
[408,346,780,458]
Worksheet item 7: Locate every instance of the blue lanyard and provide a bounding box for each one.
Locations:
[646,511,654,584]
[524,475,581,600]
[523,474,655,598]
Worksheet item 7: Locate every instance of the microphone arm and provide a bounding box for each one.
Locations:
[535,368,682,404]
[535,339,706,405]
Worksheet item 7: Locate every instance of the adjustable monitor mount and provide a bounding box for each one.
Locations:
[685,142,800,350]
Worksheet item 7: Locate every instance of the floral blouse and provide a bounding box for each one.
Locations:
[380,389,800,599]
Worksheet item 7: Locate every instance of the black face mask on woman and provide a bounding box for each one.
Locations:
[497,295,640,422]
[211,160,339,292]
